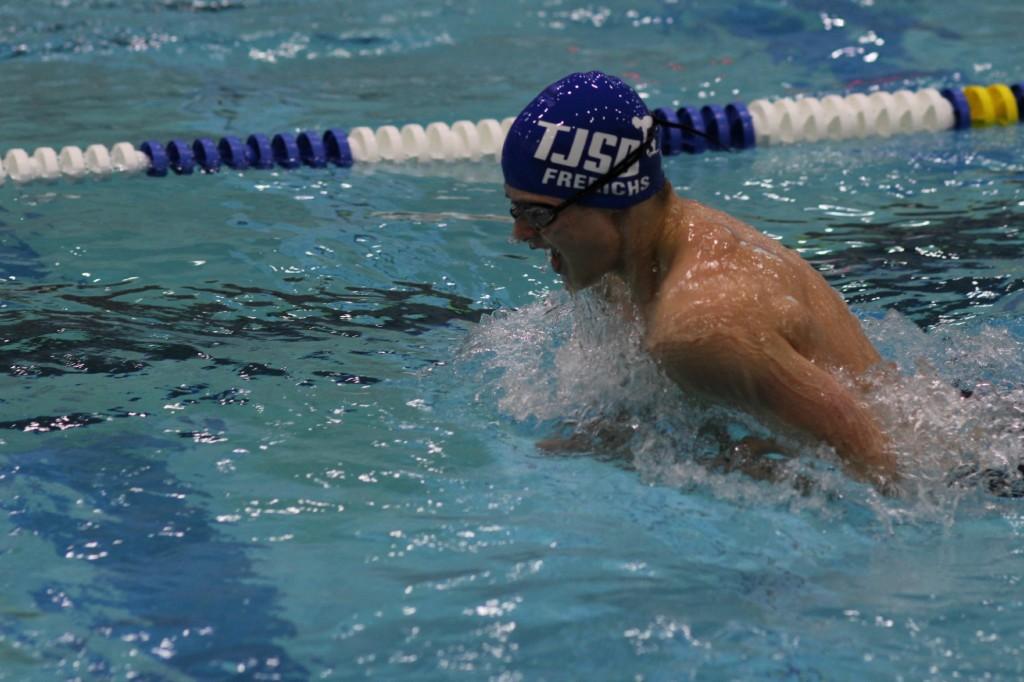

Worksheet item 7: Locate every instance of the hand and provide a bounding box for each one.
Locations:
[536,416,636,458]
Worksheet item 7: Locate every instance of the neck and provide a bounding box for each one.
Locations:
[617,183,681,307]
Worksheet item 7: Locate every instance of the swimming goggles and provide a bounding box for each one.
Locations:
[509,116,716,232]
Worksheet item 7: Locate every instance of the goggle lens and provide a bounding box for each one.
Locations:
[510,202,557,231]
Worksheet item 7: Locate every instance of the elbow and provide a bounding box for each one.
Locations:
[825,405,900,488]
[643,331,671,363]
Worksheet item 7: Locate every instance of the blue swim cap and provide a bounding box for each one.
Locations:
[501,71,664,210]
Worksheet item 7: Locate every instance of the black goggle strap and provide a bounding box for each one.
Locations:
[651,114,731,150]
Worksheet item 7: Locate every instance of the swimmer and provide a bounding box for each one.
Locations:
[501,71,898,490]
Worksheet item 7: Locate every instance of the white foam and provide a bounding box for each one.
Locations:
[459,293,1024,523]
[457,290,843,511]
[861,310,1024,516]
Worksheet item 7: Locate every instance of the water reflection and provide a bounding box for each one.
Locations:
[804,197,1024,326]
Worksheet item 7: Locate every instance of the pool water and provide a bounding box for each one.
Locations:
[2,0,1024,679]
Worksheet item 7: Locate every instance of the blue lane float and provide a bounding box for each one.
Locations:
[725,103,756,150]
[246,134,275,170]
[700,105,731,151]
[166,139,196,175]
[140,141,169,177]
[654,107,684,156]
[193,138,221,173]
[676,106,708,154]
[297,131,327,168]
[218,136,249,170]
[323,129,354,167]
[940,88,972,130]
[272,133,301,169]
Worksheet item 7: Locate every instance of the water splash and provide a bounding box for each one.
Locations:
[862,311,1024,516]
[459,291,1024,522]
[457,290,843,511]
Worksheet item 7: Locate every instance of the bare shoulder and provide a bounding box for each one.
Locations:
[652,199,847,347]
[646,259,807,354]
[674,199,796,258]
[645,295,777,357]
[651,197,882,375]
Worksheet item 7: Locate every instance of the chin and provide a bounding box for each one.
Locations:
[559,258,604,293]
[563,272,595,293]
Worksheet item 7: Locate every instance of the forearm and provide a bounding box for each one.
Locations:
[777,383,897,485]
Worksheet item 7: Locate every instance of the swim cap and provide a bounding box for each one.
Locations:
[501,71,664,210]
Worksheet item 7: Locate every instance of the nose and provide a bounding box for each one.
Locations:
[511,218,541,244]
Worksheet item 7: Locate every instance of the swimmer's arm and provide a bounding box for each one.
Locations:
[648,328,899,488]
[536,412,636,455]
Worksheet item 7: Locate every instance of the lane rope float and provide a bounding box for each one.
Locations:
[0,82,1021,188]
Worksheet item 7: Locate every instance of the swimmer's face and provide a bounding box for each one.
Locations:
[506,185,622,292]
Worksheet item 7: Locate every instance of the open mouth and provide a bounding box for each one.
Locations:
[550,248,563,274]
[526,238,563,275]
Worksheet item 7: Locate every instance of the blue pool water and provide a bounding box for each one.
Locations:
[2,1,1024,679]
